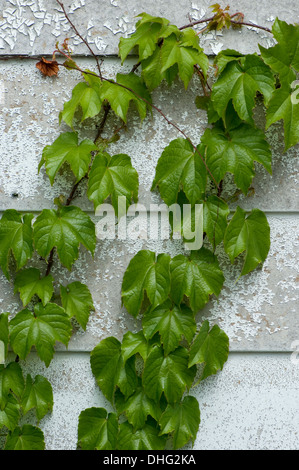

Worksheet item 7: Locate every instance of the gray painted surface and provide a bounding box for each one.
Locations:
[0,0,298,450]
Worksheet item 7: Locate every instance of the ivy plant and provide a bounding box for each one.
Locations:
[0,1,298,450]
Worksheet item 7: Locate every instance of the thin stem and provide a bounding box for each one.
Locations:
[55,0,103,79]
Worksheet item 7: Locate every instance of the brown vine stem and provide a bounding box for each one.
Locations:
[179,16,272,33]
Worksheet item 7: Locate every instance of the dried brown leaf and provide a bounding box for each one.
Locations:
[36,57,59,77]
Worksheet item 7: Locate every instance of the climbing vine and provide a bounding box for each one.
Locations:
[0,2,298,450]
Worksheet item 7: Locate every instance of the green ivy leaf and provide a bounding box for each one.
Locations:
[14,268,54,307]
[161,32,209,89]
[21,374,53,420]
[121,251,171,318]
[78,407,118,450]
[0,210,34,280]
[121,331,152,363]
[59,72,103,128]
[143,345,196,403]
[203,196,230,249]
[115,382,161,430]
[87,152,139,215]
[100,73,151,123]
[188,320,229,381]
[39,132,98,185]
[170,248,224,313]
[0,395,20,431]
[0,362,24,408]
[265,81,299,151]
[142,300,196,355]
[9,303,72,367]
[33,206,96,270]
[201,121,272,194]
[259,18,299,84]
[4,424,45,450]
[159,396,200,449]
[87,340,137,401]
[0,313,9,363]
[211,54,275,124]
[118,420,166,450]
[224,206,270,276]
[214,49,244,75]
[151,138,207,206]
[60,281,94,331]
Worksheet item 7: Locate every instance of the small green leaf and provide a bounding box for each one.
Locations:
[211,54,275,123]
[203,196,230,248]
[21,374,53,420]
[59,72,103,128]
[159,396,200,449]
[4,424,45,450]
[188,320,229,381]
[78,407,118,450]
[161,33,209,88]
[142,300,196,355]
[151,138,207,206]
[121,331,151,363]
[0,210,34,279]
[60,281,94,330]
[87,152,139,215]
[224,206,270,276]
[40,132,98,185]
[118,420,166,450]
[143,345,196,403]
[115,383,161,430]
[100,73,151,123]
[14,268,54,307]
[9,303,72,367]
[121,250,171,318]
[214,49,244,75]
[201,121,272,194]
[170,248,224,313]
[33,206,96,270]
[0,362,24,408]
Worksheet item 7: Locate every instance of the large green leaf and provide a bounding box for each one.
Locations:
[0,210,34,279]
[201,121,272,194]
[0,362,24,408]
[87,152,139,215]
[59,72,103,128]
[188,320,229,381]
[121,250,171,318]
[203,196,230,249]
[151,138,207,206]
[9,303,72,367]
[0,395,20,431]
[259,18,299,84]
[224,206,270,276]
[100,73,152,123]
[115,382,161,430]
[142,300,196,355]
[4,424,45,450]
[39,132,97,185]
[33,206,96,270]
[14,268,54,307]
[170,248,224,313]
[265,81,299,151]
[211,54,275,124]
[159,396,200,449]
[21,374,53,420]
[118,420,166,450]
[142,345,196,403]
[60,281,94,331]
[77,407,118,450]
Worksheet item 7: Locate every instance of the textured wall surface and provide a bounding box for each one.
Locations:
[0,0,298,450]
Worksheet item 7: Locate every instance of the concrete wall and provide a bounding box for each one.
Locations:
[0,0,298,450]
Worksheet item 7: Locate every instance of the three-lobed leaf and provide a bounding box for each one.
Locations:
[60,281,94,331]
[78,407,118,450]
[14,268,54,307]
[21,374,53,421]
[118,420,166,450]
[203,195,230,248]
[4,424,45,450]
